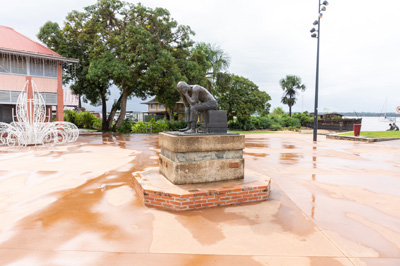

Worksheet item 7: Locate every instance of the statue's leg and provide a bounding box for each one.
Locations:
[184,106,199,133]
[179,107,191,132]
[198,111,208,133]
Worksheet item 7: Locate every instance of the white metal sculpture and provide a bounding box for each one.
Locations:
[0,80,79,146]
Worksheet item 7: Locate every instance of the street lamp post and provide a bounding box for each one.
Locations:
[310,0,329,142]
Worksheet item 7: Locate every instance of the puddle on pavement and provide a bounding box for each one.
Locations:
[174,207,259,245]
[180,254,264,266]
[245,138,269,149]
[270,189,316,238]
[279,153,304,165]
[244,152,268,159]
[0,134,160,265]
[282,144,296,149]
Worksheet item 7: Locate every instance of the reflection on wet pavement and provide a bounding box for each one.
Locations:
[0,133,399,265]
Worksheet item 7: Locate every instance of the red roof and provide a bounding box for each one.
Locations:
[0,25,62,58]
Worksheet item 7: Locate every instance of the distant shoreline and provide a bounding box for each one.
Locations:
[336,112,398,117]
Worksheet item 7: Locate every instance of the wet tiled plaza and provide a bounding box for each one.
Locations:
[0,133,399,266]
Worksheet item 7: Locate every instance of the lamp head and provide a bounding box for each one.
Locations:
[311,33,317,38]
[321,6,327,11]
[322,1,329,6]
[310,28,316,33]
[313,20,318,25]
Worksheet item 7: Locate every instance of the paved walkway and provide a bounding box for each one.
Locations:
[0,133,399,266]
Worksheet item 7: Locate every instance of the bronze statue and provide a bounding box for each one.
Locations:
[177,81,218,133]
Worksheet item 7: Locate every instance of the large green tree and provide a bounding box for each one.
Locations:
[279,75,306,116]
[38,0,196,130]
[216,73,271,122]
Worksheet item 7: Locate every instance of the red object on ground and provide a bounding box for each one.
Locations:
[353,124,361,136]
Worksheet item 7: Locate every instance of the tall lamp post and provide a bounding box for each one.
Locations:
[310,0,329,142]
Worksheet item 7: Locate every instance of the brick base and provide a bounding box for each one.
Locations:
[131,168,271,212]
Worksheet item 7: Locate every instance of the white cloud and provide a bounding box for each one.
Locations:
[2,0,399,113]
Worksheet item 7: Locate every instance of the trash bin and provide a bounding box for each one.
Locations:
[353,124,361,136]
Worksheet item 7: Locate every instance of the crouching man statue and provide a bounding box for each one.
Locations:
[177,81,218,133]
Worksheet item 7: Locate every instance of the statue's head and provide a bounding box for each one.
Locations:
[177,81,189,93]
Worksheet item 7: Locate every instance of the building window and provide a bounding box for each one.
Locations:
[0,54,10,73]
[159,104,164,108]
[11,56,27,75]
[0,53,57,78]
[150,104,156,108]
[44,61,57,77]
[30,58,44,76]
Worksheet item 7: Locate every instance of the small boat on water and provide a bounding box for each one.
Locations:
[307,113,362,131]
[379,98,396,122]
[379,116,396,122]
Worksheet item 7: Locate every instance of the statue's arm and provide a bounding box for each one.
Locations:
[179,91,189,107]
[184,89,198,106]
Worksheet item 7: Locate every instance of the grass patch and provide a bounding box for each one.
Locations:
[79,128,99,132]
[228,130,276,134]
[340,131,400,138]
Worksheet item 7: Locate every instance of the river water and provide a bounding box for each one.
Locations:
[345,116,399,131]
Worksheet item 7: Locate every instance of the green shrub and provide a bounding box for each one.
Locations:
[281,116,301,128]
[167,120,187,131]
[270,122,282,131]
[228,119,243,130]
[292,111,313,126]
[93,119,102,130]
[131,119,170,134]
[131,122,147,133]
[75,111,99,129]
[243,120,255,131]
[64,110,100,129]
[116,119,133,134]
[152,119,169,133]
[250,117,260,129]
[258,116,273,129]
[64,109,77,125]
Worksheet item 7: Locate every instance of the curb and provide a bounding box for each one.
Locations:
[326,132,400,142]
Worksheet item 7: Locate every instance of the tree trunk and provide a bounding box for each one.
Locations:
[101,93,108,131]
[113,87,129,130]
[78,94,82,109]
[107,93,122,130]
[167,106,174,121]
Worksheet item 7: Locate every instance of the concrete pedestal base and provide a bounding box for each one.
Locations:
[159,132,245,184]
[132,168,271,212]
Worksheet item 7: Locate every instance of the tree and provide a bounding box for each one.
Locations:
[38,0,195,130]
[194,42,230,94]
[153,39,211,121]
[279,75,306,116]
[216,73,271,122]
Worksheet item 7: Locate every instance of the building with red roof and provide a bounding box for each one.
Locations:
[0,25,78,122]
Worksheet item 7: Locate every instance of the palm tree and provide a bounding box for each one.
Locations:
[279,75,306,116]
[195,42,231,94]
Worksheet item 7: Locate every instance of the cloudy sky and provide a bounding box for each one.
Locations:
[2,0,399,114]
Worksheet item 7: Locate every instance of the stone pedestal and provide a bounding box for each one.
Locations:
[159,132,245,185]
[132,132,272,211]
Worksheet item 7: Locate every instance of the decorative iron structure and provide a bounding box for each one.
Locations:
[0,80,79,146]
